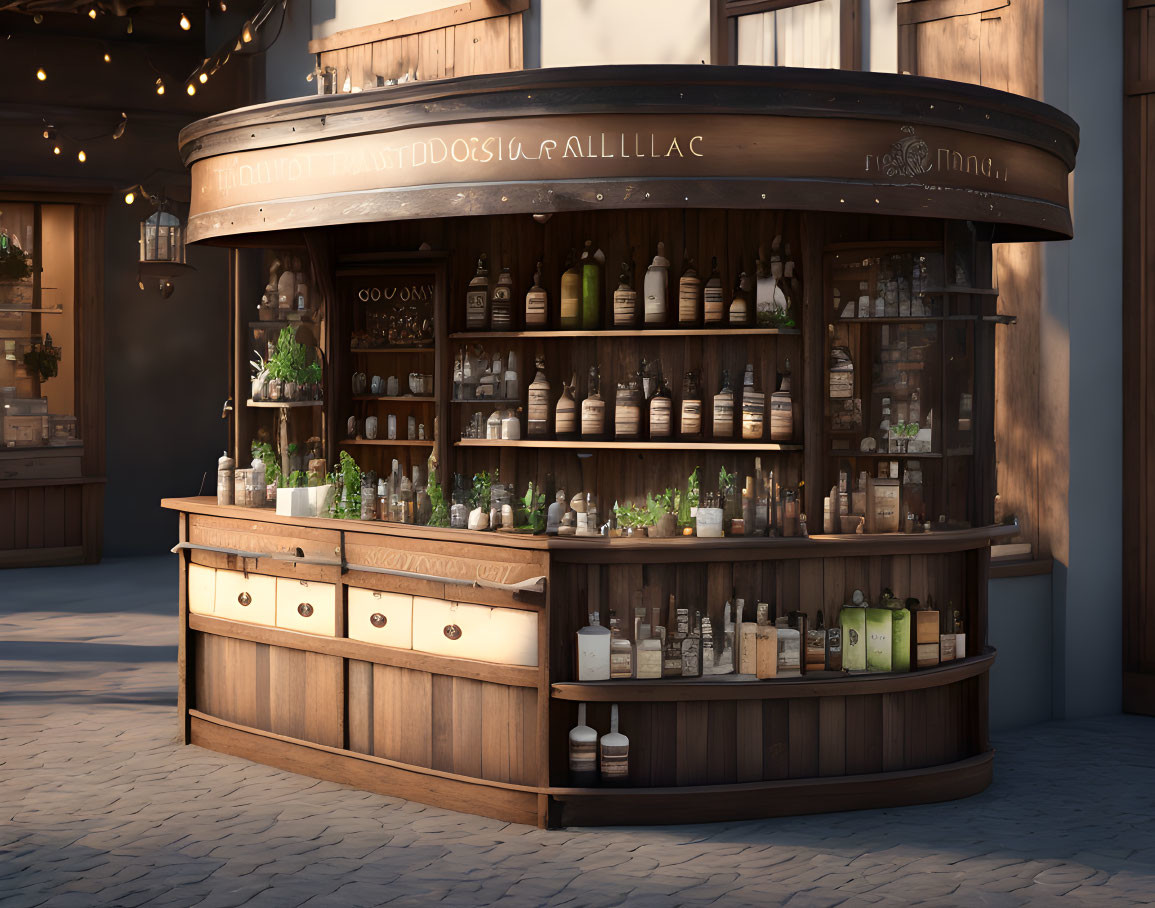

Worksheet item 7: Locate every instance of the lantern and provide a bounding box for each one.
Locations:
[137,206,194,296]
[140,208,186,264]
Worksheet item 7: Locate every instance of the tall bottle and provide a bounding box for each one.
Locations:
[580,240,604,329]
[614,368,643,439]
[677,255,702,326]
[612,261,638,328]
[524,261,548,328]
[581,365,606,439]
[555,373,578,440]
[465,254,489,330]
[806,610,827,673]
[679,371,702,440]
[527,355,551,437]
[569,703,598,785]
[490,262,514,331]
[703,256,724,325]
[576,612,611,680]
[740,363,764,441]
[712,369,735,439]
[599,704,629,784]
[770,358,794,442]
[774,608,802,677]
[649,375,673,440]
[559,249,581,329]
[729,265,752,326]
[643,242,670,325]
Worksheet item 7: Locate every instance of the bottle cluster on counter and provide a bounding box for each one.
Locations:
[824,459,934,535]
[569,703,630,785]
[461,236,799,331]
[454,348,795,444]
[574,587,966,683]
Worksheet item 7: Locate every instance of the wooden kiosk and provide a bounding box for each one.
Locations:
[165,65,1076,828]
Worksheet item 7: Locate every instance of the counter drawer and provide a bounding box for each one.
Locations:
[214,570,276,627]
[275,577,337,637]
[411,598,538,667]
[188,564,216,616]
[347,588,413,649]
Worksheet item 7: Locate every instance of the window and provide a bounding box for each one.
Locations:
[711,0,861,69]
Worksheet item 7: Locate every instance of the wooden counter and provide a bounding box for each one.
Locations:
[164,496,1001,828]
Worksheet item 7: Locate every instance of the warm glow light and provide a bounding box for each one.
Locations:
[186,83,196,95]
[52,145,61,155]
[241,20,253,42]
[179,13,191,30]
[103,52,111,63]
[156,77,165,95]
[42,129,49,139]
[124,191,135,205]
[36,68,46,81]
[198,72,208,83]
[77,150,86,163]
[33,13,42,23]
[219,0,227,10]
[88,8,97,19]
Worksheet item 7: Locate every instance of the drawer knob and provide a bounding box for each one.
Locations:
[297,602,314,618]
[443,624,462,641]
[370,612,388,628]
[238,592,252,606]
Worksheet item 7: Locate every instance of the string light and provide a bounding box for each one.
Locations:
[36,68,46,81]
[53,145,61,155]
[77,150,86,163]
[241,20,253,42]
[219,1,228,10]
[33,13,42,23]
[155,77,165,95]
[198,71,208,83]
[103,51,111,63]
[186,83,196,95]
[179,13,191,31]
[124,191,135,205]
[88,7,97,19]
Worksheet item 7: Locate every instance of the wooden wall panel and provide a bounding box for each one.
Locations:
[0,481,94,566]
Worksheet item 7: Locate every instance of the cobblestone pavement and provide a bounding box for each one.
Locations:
[2,558,1155,907]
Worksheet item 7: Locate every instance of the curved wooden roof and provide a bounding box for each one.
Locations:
[180,64,1078,244]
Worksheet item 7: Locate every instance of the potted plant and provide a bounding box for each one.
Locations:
[468,470,493,530]
[646,488,678,537]
[613,501,650,537]
[677,467,700,532]
[515,481,546,534]
[266,326,310,402]
[275,468,312,516]
[323,450,361,519]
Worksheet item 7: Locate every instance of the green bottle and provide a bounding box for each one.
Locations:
[885,590,911,673]
[580,240,604,329]
[840,589,868,672]
[865,594,893,673]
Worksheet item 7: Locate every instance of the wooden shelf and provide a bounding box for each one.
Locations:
[246,399,324,408]
[451,398,521,405]
[351,345,434,353]
[835,317,942,324]
[352,395,435,402]
[456,439,803,452]
[0,306,64,314]
[341,438,434,446]
[248,318,315,329]
[449,327,801,340]
[924,286,999,296]
[551,649,995,701]
[828,450,942,458]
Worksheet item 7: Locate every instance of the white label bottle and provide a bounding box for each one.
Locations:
[569,703,598,785]
[576,611,611,680]
[643,242,670,325]
[599,704,629,784]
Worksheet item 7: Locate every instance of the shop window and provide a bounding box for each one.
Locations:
[0,202,78,450]
[712,0,860,69]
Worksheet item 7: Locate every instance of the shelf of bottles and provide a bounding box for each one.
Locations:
[823,241,980,535]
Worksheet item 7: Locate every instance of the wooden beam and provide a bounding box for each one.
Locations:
[308,0,529,55]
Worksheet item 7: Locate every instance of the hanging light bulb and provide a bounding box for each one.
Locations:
[103,51,111,63]
[198,71,208,84]
[179,13,191,30]
[77,150,87,163]
[88,7,97,19]
[112,113,127,140]
[36,68,46,81]
[155,77,165,95]
[219,0,227,10]
[33,13,42,23]
[126,17,133,34]
[52,145,61,156]
[186,82,196,95]
[241,20,253,42]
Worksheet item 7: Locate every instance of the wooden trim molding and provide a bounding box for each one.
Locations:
[710,0,862,70]
[897,0,1009,26]
[307,0,530,55]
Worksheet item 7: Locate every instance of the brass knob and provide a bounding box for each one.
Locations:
[297,602,314,618]
[238,592,252,606]
[370,612,387,628]
[443,624,462,640]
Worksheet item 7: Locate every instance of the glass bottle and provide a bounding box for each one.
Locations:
[449,474,468,529]
[643,241,670,325]
[581,365,606,439]
[614,368,643,439]
[524,261,548,328]
[649,376,673,440]
[770,358,794,442]
[465,254,489,330]
[555,373,578,440]
[612,261,637,327]
[712,369,735,438]
[490,262,514,331]
[740,363,764,441]
[580,240,604,330]
[576,612,611,680]
[677,255,701,326]
[569,703,598,784]
[527,355,551,436]
[703,256,724,325]
[599,704,629,784]
[729,264,751,326]
[806,610,827,673]
[559,249,581,329]
[679,370,702,440]
[503,349,520,401]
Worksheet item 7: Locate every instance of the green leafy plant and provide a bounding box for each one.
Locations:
[718,465,736,500]
[266,326,311,384]
[285,470,308,489]
[427,467,449,527]
[326,450,362,519]
[646,488,676,525]
[251,440,282,487]
[469,470,494,512]
[22,338,60,382]
[0,241,31,282]
[303,361,322,386]
[765,309,796,329]
[613,501,650,529]
[517,482,546,533]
